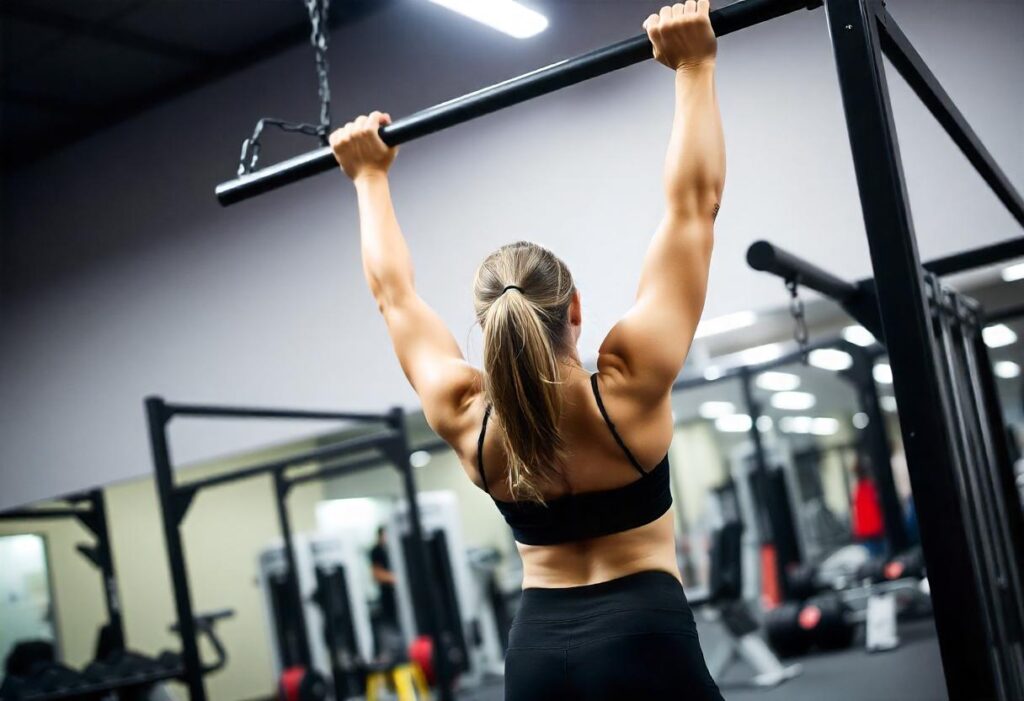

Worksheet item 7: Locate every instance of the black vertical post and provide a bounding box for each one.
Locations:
[88,490,126,652]
[823,0,998,696]
[847,348,909,553]
[272,471,313,666]
[740,369,772,543]
[146,397,206,701]
[386,408,455,701]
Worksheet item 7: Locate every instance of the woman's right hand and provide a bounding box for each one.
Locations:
[644,2,717,72]
[329,111,398,181]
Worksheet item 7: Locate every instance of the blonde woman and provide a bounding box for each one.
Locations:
[331,2,724,698]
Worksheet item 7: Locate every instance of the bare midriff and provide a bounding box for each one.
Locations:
[516,510,680,589]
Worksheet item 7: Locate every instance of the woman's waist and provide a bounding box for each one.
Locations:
[509,570,697,648]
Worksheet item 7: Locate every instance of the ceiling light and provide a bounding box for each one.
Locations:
[428,0,548,38]
[770,391,817,411]
[699,401,736,419]
[994,361,1021,379]
[756,371,801,392]
[873,363,893,385]
[852,412,869,429]
[410,450,432,468]
[739,343,784,366]
[983,324,1017,348]
[1001,262,1024,282]
[704,365,724,381]
[694,310,757,339]
[779,416,814,434]
[715,414,753,433]
[756,415,774,433]
[811,418,840,436]
[842,325,876,347]
[880,396,898,413]
[808,348,853,371]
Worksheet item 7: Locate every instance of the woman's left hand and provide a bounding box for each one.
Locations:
[329,111,398,181]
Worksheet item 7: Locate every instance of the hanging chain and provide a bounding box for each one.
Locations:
[786,277,810,363]
[237,0,332,176]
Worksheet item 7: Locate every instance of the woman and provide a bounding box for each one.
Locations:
[330,2,724,698]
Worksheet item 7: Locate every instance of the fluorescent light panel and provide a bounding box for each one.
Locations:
[994,361,1021,379]
[842,325,876,347]
[699,401,736,419]
[770,391,817,411]
[739,343,784,366]
[873,363,893,385]
[880,396,898,413]
[1002,262,1024,282]
[808,348,853,371]
[695,310,757,339]
[778,416,839,436]
[983,324,1018,348]
[756,371,801,392]
[428,0,548,38]
[715,414,752,433]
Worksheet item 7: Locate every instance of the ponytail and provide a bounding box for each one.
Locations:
[474,242,575,503]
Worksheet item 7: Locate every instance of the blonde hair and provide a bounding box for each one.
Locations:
[474,242,576,503]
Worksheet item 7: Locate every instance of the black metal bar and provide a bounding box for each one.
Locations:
[0,507,87,520]
[85,490,126,653]
[923,237,1024,277]
[746,240,860,303]
[272,471,313,666]
[876,10,1024,228]
[824,1,997,696]
[215,0,822,205]
[739,369,773,543]
[849,347,909,553]
[146,397,207,701]
[176,429,397,494]
[166,402,387,424]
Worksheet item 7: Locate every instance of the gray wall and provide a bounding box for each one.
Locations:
[2,0,1021,509]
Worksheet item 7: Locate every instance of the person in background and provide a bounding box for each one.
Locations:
[851,461,887,558]
[369,526,399,644]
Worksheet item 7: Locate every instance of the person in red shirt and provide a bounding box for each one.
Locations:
[851,462,886,558]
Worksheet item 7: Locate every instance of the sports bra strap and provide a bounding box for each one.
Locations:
[590,374,648,477]
[477,404,493,494]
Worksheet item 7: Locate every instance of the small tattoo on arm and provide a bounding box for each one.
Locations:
[712,202,720,220]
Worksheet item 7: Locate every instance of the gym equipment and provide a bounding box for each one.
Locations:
[690,483,802,687]
[215,0,824,205]
[384,491,505,688]
[145,400,456,701]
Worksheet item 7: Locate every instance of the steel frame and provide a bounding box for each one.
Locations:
[144,398,455,701]
[0,489,125,653]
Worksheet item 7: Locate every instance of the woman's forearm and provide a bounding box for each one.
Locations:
[664,63,725,219]
[353,172,416,307]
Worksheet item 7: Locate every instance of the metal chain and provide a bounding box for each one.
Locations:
[237,0,332,176]
[786,277,810,362]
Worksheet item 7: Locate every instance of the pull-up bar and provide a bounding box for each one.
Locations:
[215,0,821,206]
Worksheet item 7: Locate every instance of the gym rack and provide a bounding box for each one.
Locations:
[209,0,1024,695]
[747,232,1024,700]
[0,490,124,655]
[144,398,456,701]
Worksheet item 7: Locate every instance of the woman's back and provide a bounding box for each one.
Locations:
[471,365,680,588]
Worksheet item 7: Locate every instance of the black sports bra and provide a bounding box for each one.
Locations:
[477,374,673,546]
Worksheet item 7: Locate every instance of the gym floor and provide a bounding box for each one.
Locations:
[454,619,947,701]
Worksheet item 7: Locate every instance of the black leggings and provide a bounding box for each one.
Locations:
[505,570,723,701]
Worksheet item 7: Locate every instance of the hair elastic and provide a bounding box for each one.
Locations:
[501,285,524,295]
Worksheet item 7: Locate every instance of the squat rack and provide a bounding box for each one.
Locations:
[0,489,124,655]
[209,0,1024,696]
[144,398,455,701]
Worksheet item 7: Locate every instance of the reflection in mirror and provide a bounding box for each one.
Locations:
[0,534,57,683]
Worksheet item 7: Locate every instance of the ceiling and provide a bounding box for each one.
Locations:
[0,0,389,166]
